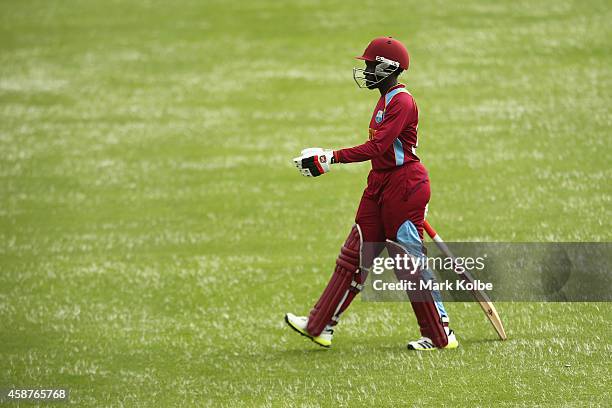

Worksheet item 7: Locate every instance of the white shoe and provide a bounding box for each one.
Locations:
[284,313,334,348]
[407,329,459,350]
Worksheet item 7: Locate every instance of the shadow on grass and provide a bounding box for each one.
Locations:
[278,337,507,356]
[279,347,331,355]
[461,337,508,345]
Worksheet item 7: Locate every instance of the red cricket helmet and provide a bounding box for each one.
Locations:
[356,36,410,70]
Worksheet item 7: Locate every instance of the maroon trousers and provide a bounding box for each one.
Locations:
[356,161,430,243]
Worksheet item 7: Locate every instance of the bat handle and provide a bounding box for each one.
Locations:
[424,220,452,256]
[424,220,437,240]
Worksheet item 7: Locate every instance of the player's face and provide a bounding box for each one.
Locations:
[364,60,377,89]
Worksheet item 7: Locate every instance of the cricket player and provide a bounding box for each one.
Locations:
[285,37,458,350]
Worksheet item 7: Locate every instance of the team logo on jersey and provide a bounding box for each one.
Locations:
[369,128,376,140]
[375,110,384,123]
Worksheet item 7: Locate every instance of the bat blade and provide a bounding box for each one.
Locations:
[424,220,508,341]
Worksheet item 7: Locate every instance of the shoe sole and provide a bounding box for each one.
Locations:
[284,314,330,348]
[407,340,459,351]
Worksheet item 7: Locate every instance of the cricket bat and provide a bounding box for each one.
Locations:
[424,220,508,340]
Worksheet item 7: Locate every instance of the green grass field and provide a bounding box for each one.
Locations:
[1,0,611,406]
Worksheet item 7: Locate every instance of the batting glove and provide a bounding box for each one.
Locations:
[293,148,336,177]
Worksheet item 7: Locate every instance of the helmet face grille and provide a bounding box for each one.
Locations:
[353,62,398,89]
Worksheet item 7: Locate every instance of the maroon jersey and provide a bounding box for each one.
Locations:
[333,84,419,170]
